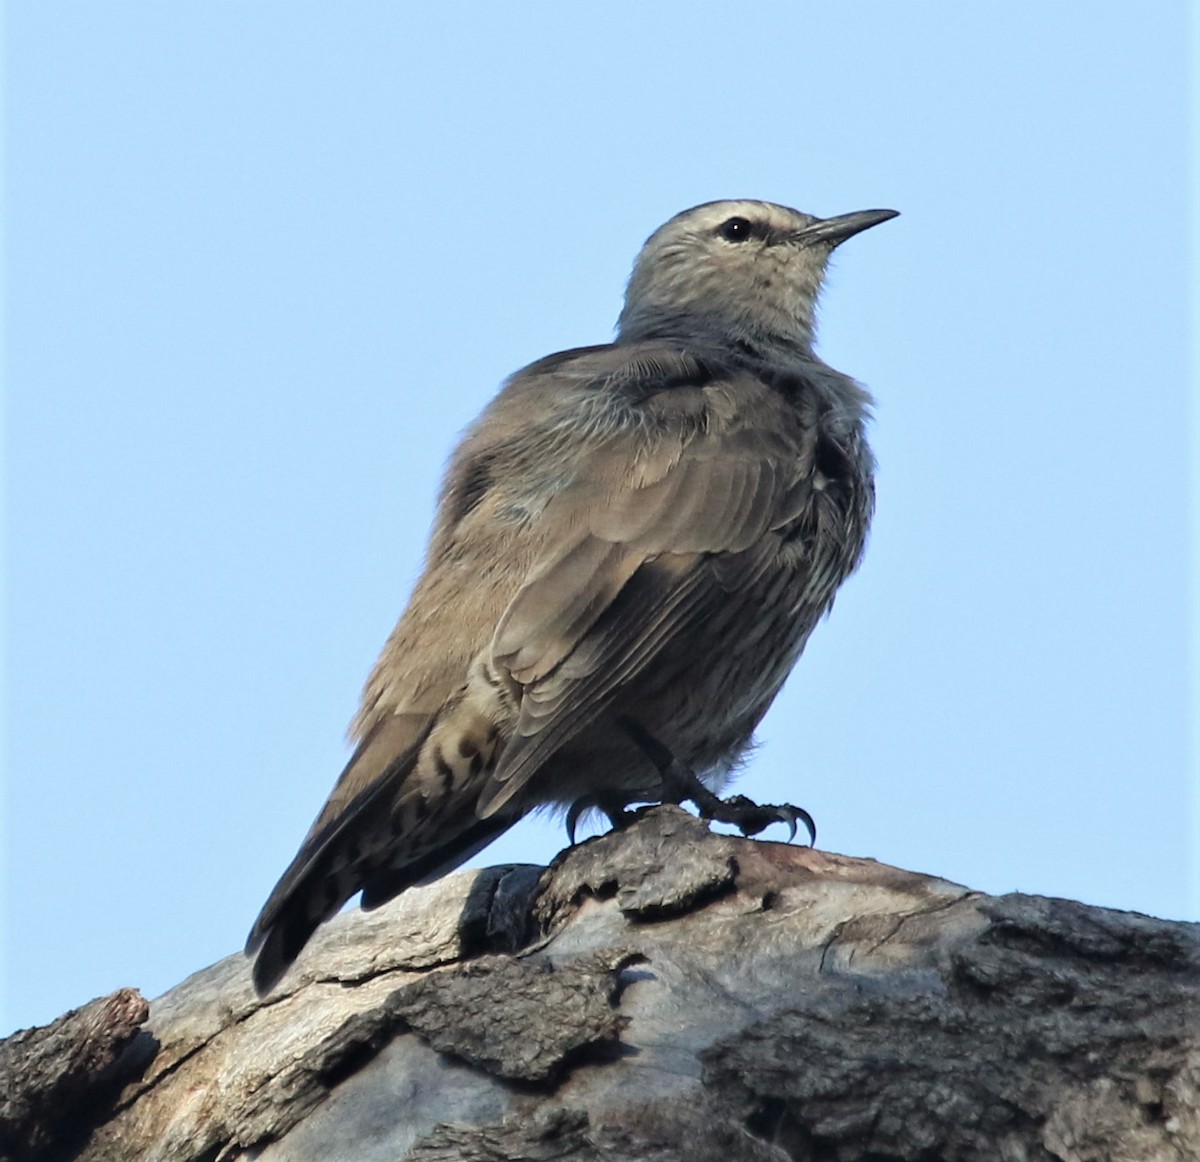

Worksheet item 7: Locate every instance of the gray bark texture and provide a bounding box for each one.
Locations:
[2,807,1197,1161]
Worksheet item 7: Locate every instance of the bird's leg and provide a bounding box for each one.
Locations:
[618,716,816,845]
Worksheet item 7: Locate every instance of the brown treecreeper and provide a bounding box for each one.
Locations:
[247,200,898,996]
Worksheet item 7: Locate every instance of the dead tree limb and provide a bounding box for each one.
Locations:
[2,807,1196,1161]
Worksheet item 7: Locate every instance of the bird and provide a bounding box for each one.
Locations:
[246,199,897,996]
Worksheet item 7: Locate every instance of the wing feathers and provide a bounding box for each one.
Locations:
[478,554,716,815]
[476,369,812,817]
[493,537,644,685]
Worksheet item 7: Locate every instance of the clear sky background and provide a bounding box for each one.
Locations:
[3,2,1196,1035]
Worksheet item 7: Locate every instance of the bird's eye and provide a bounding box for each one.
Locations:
[718,217,754,243]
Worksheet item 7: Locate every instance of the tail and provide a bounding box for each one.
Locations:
[245,711,515,997]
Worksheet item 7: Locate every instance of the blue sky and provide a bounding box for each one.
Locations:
[3,2,1196,1034]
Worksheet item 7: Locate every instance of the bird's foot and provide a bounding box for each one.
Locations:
[688,790,815,845]
[618,715,816,845]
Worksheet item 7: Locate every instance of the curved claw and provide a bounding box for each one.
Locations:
[565,795,637,844]
[780,803,817,847]
[749,802,815,847]
[564,797,590,846]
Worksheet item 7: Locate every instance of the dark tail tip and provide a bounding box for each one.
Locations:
[248,906,322,997]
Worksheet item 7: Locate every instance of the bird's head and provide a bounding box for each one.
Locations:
[616,200,897,354]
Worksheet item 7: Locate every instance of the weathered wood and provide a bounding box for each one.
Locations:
[3,807,1196,1161]
[0,987,149,1161]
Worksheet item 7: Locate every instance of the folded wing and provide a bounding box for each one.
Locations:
[479,369,813,815]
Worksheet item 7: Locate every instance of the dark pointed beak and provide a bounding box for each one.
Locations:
[794,208,899,248]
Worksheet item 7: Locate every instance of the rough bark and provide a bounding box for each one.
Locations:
[2,807,1196,1161]
[0,989,148,1160]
